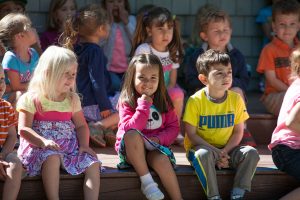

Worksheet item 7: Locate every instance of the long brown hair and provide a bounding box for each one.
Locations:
[130,6,183,64]
[119,54,173,113]
[60,4,108,50]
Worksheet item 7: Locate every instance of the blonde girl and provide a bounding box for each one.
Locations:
[116,54,182,200]
[0,13,39,105]
[17,46,100,200]
[61,4,119,147]
[131,6,184,142]
[40,0,77,51]
[270,48,300,200]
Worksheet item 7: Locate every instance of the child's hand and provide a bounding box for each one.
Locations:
[216,150,230,169]
[0,160,9,179]
[41,139,60,151]
[140,94,153,104]
[79,146,97,158]
[118,4,129,24]
[100,110,111,118]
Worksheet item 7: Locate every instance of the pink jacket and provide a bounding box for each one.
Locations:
[115,97,179,152]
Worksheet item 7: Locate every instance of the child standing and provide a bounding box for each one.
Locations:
[183,49,259,200]
[0,64,24,200]
[40,0,77,51]
[131,6,184,140]
[0,13,39,105]
[62,4,119,147]
[17,46,100,200]
[257,0,300,116]
[101,0,136,92]
[116,54,182,200]
[269,48,300,200]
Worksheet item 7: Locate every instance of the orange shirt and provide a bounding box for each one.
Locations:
[0,99,17,146]
[257,37,299,95]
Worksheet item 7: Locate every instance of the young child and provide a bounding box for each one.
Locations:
[131,6,184,143]
[0,13,39,105]
[257,0,300,116]
[101,0,136,92]
[183,49,260,200]
[62,4,119,147]
[0,64,24,200]
[269,48,300,200]
[116,54,182,200]
[17,46,100,200]
[40,0,77,51]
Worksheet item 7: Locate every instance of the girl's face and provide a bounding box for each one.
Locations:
[16,25,37,47]
[56,63,77,96]
[147,22,174,52]
[134,63,159,97]
[105,0,125,17]
[97,23,111,41]
[200,19,232,52]
[55,0,76,29]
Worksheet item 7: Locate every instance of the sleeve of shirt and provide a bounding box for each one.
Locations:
[234,94,249,125]
[134,43,151,55]
[118,98,151,132]
[16,93,36,114]
[2,51,19,72]
[88,48,112,111]
[183,96,199,127]
[231,49,250,92]
[257,44,275,73]
[5,101,17,127]
[124,15,136,38]
[72,93,82,113]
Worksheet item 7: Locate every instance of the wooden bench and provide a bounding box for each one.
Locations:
[1,114,299,200]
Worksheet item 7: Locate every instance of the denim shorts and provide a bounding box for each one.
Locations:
[272,144,300,182]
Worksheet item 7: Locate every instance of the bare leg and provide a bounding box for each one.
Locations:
[84,162,100,200]
[124,130,149,176]
[147,151,182,200]
[41,155,61,200]
[2,154,23,200]
[280,188,300,200]
[93,113,119,129]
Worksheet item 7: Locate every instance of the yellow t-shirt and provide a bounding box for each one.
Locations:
[183,89,249,150]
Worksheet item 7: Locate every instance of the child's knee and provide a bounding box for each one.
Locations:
[195,148,215,161]
[44,154,61,167]
[244,146,260,162]
[124,130,143,144]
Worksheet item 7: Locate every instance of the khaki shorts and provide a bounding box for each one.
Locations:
[261,92,285,116]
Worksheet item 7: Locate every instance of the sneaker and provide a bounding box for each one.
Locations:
[89,123,106,147]
[231,194,243,200]
[104,129,116,147]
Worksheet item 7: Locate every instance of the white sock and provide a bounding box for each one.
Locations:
[140,173,154,187]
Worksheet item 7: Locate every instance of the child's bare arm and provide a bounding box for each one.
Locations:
[168,69,177,89]
[18,110,59,150]
[222,122,244,154]
[265,70,289,91]
[285,102,300,133]
[72,110,96,157]
[0,125,17,158]
[6,71,28,91]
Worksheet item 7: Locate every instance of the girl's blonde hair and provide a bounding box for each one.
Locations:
[28,45,78,110]
[119,54,173,113]
[47,0,77,30]
[60,4,109,50]
[130,6,183,64]
[0,13,32,50]
[290,48,300,78]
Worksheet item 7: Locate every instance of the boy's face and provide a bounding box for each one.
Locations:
[0,69,6,98]
[272,14,300,45]
[199,64,232,92]
[200,19,232,51]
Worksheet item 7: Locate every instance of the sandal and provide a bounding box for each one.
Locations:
[141,182,164,200]
[89,123,106,147]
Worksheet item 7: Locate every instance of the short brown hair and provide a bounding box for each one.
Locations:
[272,0,300,21]
[196,49,231,76]
[200,9,231,33]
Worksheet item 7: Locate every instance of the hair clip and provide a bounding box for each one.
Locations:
[143,11,149,21]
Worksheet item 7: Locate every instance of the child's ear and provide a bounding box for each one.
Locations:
[200,31,208,42]
[146,27,151,37]
[271,21,276,35]
[198,74,208,85]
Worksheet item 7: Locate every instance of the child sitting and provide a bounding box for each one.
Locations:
[183,49,260,200]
